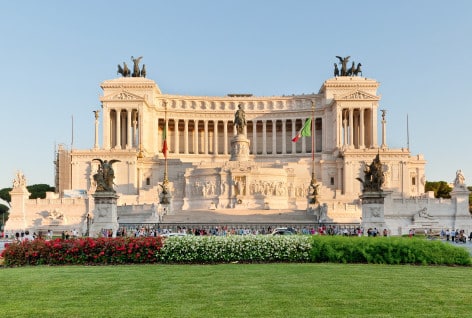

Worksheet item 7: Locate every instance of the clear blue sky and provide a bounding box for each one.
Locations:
[1,0,471,189]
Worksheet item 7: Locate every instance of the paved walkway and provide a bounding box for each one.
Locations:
[446,240,472,256]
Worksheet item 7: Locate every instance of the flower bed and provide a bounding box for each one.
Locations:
[1,237,164,266]
[1,235,470,267]
[158,235,312,263]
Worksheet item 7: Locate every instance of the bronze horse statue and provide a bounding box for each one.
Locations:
[141,64,146,78]
[347,61,356,76]
[117,62,130,77]
[353,63,362,76]
[333,63,340,77]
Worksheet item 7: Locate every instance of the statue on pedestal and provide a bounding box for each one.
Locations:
[453,169,466,189]
[93,159,121,192]
[234,104,246,135]
[357,154,384,192]
[12,171,27,189]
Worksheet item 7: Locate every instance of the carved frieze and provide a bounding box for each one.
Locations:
[336,90,380,101]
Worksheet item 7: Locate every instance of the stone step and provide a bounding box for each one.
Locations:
[162,209,316,224]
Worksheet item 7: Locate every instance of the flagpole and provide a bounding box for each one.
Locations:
[163,101,169,185]
[310,101,318,204]
[406,113,410,151]
[311,101,315,181]
[160,100,170,205]
[71,115,74,149]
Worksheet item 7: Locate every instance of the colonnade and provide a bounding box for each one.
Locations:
[100,106,377,155]
[337,107,377,149]
[157,117,323,156]
[102,108,139,150]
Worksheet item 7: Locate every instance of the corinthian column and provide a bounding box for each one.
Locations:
[184,119,189,154]
[116,109,121,149]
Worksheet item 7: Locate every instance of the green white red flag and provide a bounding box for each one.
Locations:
[162,126,168,158]
[292,118,312,142]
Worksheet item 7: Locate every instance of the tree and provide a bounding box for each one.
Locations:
[27,184,55,200]
[0,204,9,230]
[0,184,55,203]
[0,187,11,202]
[468,186,472,213]
[425,181,452,199]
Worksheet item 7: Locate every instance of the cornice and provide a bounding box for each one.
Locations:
[158,93,320,102]
[100,77,161,92]
[321,77,379,89]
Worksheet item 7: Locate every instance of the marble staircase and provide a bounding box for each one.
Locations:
[162,209,316,224]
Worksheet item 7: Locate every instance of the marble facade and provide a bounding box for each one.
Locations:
[5,70,471,235]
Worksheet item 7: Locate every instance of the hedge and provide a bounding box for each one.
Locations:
[1,235,470,267]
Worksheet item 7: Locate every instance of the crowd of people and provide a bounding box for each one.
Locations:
[441,229,471,243]
[113,225,366,237]
[4,229,79,242]
[3,226,472,242]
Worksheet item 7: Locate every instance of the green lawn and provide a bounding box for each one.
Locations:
[0,263,470,317]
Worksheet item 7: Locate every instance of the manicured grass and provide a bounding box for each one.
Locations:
[0,263,470,317]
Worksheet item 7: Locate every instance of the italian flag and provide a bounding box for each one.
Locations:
[292,118,312,142]
[162,126,168,158]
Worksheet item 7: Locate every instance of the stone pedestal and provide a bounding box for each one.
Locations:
[230,134,250,161]
[89,192,119,238]
[450,185,472,230]
[5,186,31,232]
[360,191,387,233]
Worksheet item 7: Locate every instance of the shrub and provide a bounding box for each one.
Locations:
[309,236,471,266]
[1,237,164,266]
[157,235,312,263]
[1,235,470,267]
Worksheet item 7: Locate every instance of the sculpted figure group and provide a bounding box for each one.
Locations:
[117,56,146,78]
[357,154,384,192]
[93,159,120,192]
[334,56,362,77]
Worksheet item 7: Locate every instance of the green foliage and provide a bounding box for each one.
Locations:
[0,204,9,227]
[2,237,164,266]
[0,184,55,203]
[468,186,472,213]
[0,188,11,202]
[26,184,55,200]
[425,181,452,198]
[2,264,472,317]
[158,235,311,263]
[3,235,470,267]
[309,236,471,265]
